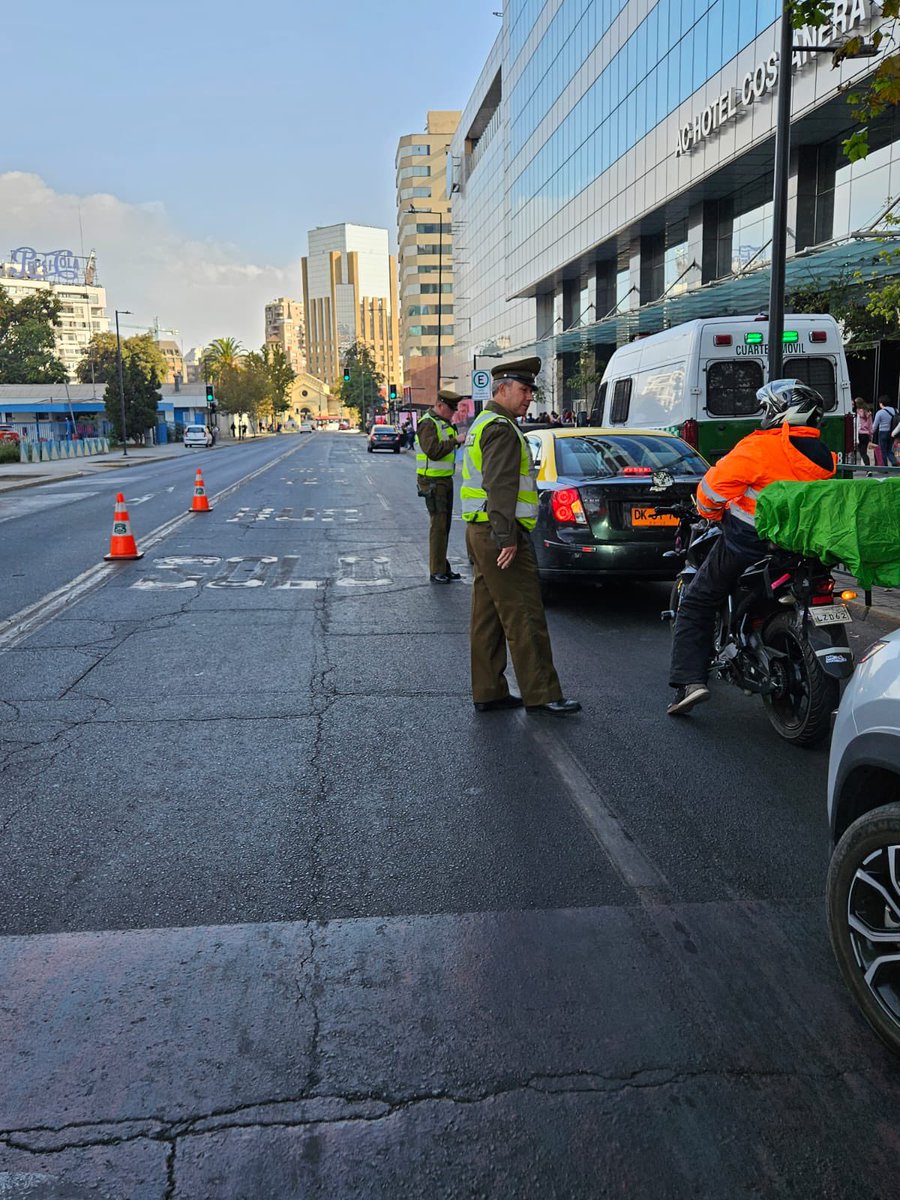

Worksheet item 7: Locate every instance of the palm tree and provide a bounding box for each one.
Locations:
[203,337,245,382]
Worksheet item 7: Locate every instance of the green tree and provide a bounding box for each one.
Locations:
[76,331,166,386]
[794,1,900,161]
[260,343,296,424]
[203,336,245,383]
[564,348,606,405]
[0,286,67,383]
[336,340,383,425]
[104,338,162,443]
[787,270,899,351]
[213,352,267,423]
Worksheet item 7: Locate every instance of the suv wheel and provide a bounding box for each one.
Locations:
[827,803,900,1056]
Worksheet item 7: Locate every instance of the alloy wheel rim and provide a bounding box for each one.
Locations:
[846,844,900,1026]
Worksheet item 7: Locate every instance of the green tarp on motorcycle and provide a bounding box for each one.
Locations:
[755,478,900,589]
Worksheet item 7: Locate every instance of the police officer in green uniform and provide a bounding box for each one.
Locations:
[460,358,581,716]
[416,388,466,583]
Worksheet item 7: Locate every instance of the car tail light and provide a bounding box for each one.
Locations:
[809,330,827,343]
[811,577,835,606]
[681,418,699,448]
[621,466,652,475]
[713,334,732,346]
[551,487,587,525]
[844,412,854,456]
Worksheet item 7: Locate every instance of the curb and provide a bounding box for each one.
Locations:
[0,451,191,495]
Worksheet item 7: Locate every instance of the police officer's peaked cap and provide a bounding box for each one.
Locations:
[437,388,462,407]
[491,357,541,389]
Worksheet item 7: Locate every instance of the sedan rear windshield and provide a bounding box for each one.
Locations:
[373,426,396,433]
[554,434,707,479]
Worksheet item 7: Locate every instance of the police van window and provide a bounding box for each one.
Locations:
[610,378,632,423]
[590,381,607,424]
[783,357,837,411]
[706,360,764,416]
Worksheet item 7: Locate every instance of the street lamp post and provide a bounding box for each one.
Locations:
[408,205,444,403]
[115,309,132,456]
[767,6,878,382]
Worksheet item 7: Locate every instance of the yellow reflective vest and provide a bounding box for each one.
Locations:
[415,414,456,478]
[460,411,539,531]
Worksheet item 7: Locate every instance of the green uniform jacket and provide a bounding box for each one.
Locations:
[479,401,530,549]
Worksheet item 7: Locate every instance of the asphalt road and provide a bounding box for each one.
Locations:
[0,432,898,1199]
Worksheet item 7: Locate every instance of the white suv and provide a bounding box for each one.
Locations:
[826,629,900,1054]
[183,425,213,448]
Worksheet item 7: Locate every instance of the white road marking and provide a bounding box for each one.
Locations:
[522,716,671,902]
[131,556,222,589]
[337,555,392,587]
[0,439,313,650]
[126,494,153,505]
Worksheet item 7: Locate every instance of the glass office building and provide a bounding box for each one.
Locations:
[446,0,900,411]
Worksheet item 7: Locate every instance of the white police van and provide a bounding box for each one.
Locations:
[589,315,853,462]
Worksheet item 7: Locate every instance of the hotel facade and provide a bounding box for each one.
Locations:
[445,0,899,413]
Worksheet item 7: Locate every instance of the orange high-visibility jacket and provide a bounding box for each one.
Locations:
[696,424,837,530]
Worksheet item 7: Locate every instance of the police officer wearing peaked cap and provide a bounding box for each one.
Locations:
[416,386,467,583]
[460,357,581,716]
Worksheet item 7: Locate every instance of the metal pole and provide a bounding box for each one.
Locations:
[115,309,129,456]
[767,2,793,383]
[436,212,443,405]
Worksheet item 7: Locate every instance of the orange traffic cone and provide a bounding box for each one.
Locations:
[104,493,144,560]
[190,468,213,513]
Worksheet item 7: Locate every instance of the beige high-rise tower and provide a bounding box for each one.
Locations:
[395,110,460,409]
[301,224,400,392]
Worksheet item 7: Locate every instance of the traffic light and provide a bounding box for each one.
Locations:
[343,366,351,383]
[205,383,215,407]
[389,382,398,400]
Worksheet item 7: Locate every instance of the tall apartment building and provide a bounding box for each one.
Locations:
[0,262,109,381]
[395,111,460,409]
[301,223,400,391]
[265,296,307,374]
[156,339,185,386]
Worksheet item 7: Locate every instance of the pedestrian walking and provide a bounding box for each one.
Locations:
[873,396,898,467]
[230,421,236,439]
[854,399,872,465]
[416,389,466,583]
[460,358,581,717]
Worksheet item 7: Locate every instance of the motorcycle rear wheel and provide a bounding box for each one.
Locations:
[762,612,838,746]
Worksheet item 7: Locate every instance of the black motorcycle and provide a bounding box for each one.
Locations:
[660,502,855,746]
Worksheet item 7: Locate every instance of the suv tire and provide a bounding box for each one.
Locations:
[827,802,900,1057]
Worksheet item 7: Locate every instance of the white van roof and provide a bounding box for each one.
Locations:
[610,313,840,352]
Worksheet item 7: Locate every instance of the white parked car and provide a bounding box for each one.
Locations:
[299,421,315,433]
[183,425,213,448]
[826,629,900,1055]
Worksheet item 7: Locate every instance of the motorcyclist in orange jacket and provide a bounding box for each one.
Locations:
[667,379,837,715]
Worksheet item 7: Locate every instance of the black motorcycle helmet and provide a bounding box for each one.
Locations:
[757,379,826,429]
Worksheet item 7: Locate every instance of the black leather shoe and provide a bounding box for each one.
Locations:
[525,699,582,716]
[446,570,462,580]
[474,695,524,712]
[430,573,452,584]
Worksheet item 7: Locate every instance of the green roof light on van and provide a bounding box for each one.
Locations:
[745,332,764,345]
[782,330,799,343]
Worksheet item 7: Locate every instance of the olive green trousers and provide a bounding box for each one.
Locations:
[419,477,453,575]
[465,522,563,707]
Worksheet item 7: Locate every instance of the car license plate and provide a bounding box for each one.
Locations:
[631,506,678,527]
[809,605,852,626]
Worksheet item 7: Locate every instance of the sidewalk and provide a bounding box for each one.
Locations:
[0,441,203,494]
[834,568,900,626]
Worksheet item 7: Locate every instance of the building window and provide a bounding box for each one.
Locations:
[400,186,432,201]
[398,144,430,160]
[398,165,431,180]
[706,361,764,417]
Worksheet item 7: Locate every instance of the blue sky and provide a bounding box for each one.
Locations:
[1,0,500,349]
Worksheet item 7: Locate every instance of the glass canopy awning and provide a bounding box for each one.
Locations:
[519,234,900,359]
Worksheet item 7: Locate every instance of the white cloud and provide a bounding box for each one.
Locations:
[0,172,298,351]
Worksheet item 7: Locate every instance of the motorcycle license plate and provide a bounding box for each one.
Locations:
[631,507,679,527]
[809,604,852,626]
